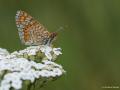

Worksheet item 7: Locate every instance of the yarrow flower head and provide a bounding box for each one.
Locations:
[0,45,65,90]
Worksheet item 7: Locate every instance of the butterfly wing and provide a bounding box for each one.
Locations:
[15,10,50,45]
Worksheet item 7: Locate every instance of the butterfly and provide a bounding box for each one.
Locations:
[15,10,57,46]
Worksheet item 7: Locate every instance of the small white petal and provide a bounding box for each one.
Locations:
[28,49,36,55]
[0,84,11,90]
[0,48,9,56]
[39,70,49,77]
[45,53,52,60]
[11,79,22,89]
[40,46,52,59]
[53,68,62,76]
[53,48,62,55]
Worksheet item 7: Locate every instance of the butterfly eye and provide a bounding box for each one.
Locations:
[50,32,57,38]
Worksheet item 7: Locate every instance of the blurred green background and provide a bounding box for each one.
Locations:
[0,0,120,90]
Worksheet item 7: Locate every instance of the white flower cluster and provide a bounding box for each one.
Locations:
[0,45,65,90]
[12,45,62,60]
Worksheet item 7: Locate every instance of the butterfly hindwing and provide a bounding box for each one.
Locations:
[15,10,51,45]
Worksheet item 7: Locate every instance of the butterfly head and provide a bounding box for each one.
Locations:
[50,32,57,39]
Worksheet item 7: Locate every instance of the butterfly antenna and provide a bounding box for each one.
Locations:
[55,25,68,32]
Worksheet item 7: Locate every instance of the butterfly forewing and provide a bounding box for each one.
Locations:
[15,10,51,45]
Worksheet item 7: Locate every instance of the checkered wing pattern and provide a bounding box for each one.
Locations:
[15,10,50,45]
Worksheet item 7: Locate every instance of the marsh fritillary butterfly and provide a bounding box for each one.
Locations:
[15,10,57,46]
